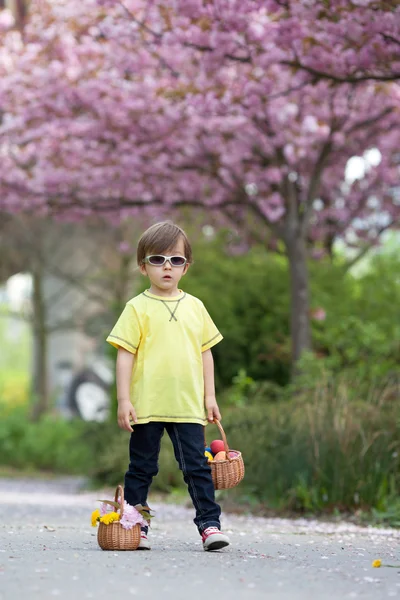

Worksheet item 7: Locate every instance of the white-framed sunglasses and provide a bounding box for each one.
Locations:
[143,255,188,267]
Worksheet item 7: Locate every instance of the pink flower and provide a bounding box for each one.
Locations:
[100,502,114,516]
[311,307,327,322]
[119,502,148,530]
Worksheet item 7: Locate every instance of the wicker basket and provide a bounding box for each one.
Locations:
[207,419,245,490]
[97,485,141,551]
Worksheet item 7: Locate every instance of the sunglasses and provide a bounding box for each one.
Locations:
[143,255,187,267]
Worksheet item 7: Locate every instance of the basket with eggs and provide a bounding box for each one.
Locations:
[205,419,244,490]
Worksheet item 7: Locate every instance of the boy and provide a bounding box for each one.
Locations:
[106,221,230,551]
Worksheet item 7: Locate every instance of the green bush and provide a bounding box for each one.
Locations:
[3,372,399,521]
[309,253,400,382]
[87,422,184,493]
[88,371,400,518]
[80,363,400,516]
[222,372,400,513]
[185,234,292,387]
[0,406,93,473]
[0,404,185,492]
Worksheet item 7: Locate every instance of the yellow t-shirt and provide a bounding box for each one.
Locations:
[106,289,223,425]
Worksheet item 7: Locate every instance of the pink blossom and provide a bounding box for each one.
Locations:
[311,308,327,322]
[0,0,398,258]
[119,502,148,530]
[100,502,113,516]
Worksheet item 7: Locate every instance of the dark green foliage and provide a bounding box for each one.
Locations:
[0,406,185,493]
[309,252,400,382]
[176,232,292,387]
[84,371,400,517]
[0,406,93,473]
[1,371,400,521]
[88,423,184,493]
[222,373,400,513]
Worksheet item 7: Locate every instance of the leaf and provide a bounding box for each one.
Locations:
[138,511,154,520]
[98,500,120,510]
[134,504,155,520]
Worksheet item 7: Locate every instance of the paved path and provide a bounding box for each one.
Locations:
[0,477,399,599]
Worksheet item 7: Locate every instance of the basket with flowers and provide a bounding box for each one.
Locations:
[91,484,153,551]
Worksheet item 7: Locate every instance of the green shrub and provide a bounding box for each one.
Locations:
[222,373,400,513]
[309,253,400,382]
[3,373,399,521]
[88,422,188,493]
[0,406,93,473]
[88,370,400,518]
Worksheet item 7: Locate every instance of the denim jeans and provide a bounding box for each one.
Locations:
[124,422,221,534]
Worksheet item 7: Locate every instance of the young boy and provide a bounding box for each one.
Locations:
[106,221,230,551]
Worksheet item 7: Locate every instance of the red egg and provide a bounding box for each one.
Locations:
[210,440,225,455]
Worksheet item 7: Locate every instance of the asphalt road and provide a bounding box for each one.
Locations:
[0,477,399,600]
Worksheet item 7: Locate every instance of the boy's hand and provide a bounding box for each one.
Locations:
[117,401,137,432]
[205,395,221,422]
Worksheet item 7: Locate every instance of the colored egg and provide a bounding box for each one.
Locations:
[204,451,214,462]
[210,440,225,455]
[204,446,212,454]
[213,451,227,461]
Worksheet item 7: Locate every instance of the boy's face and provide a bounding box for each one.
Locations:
[140,237,189,294]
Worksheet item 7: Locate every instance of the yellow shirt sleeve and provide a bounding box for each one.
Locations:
[106,303,141,354]
[200,303,223,352]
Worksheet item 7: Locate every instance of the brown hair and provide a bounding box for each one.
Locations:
[137,221,193,265]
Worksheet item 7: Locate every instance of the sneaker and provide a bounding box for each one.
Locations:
[201,527,230,551]
[137,531,151,550]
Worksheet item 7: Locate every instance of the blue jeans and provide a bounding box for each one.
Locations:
[124,422,221,534]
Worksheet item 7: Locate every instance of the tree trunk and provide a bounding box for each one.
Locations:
[114,253,132,315]
[31,268,49,420]
[284,233,312,364]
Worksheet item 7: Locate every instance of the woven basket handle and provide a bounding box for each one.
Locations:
[206,419,233,462]
[115,484,124,517]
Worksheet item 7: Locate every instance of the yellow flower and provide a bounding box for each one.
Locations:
[372,559,382,568]
[91,509,100,527]
[100,511,121,525]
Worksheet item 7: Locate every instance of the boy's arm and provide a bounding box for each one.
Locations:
[116,347,137,432]
[202,348,222,422]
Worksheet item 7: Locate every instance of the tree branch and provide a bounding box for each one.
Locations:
[342,218,400,272]
[347,108,394,134]
[281,61,400,83]
[301,140,333,234]
[182,42,251,63]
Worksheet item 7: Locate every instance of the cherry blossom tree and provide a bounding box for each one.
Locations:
[0,0,399,363]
